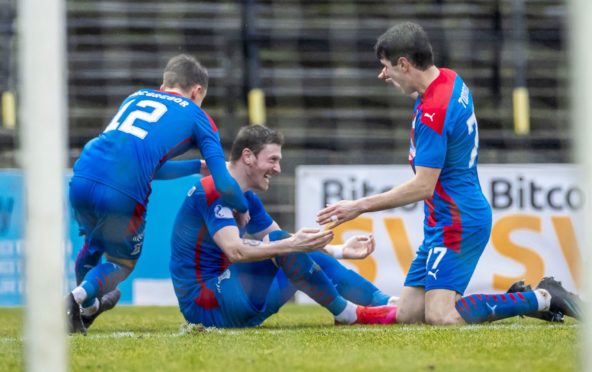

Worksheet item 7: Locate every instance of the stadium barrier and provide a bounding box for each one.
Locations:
[295,164,582,303]
[0,165,583,306]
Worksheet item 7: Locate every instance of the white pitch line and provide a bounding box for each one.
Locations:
[102,322,579,338]
[0,323,578,342]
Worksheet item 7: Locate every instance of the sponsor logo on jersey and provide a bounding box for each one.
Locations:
[423,112,436,122]
[214,205,234,219]
[427,269,439,280]
[131,243,142,256]
[216,269,231,293]
[132,232,144,243]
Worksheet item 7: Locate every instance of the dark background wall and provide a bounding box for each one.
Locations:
[0,0,568,230]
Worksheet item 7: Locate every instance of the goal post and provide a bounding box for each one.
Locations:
[18,0,68,371]
[571,0,592,370]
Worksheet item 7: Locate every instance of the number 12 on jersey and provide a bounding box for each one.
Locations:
[104,99,168,139]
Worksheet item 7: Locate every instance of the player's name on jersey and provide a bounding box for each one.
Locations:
[130,90,190,108]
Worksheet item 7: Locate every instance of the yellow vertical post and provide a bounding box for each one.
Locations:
[513,87,530,135]
[1,91,16,129]
[248,88,266,126]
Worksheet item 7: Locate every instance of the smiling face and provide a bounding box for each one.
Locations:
[379,57,417,96]
[247,143,282,191]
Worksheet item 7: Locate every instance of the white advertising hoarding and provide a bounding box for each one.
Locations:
[296,164,584,299]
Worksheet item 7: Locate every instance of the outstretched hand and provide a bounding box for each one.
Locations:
[289,228,334,252]
[341,234,376,259]
[316,200,361,229]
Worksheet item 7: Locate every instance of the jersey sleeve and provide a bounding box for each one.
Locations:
[153,159,201,180]
[201,196,240,237]
[244,191,274,235]
[413,120,447,169]
[192,110,249,213]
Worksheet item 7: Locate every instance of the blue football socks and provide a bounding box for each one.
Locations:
[74,242,104,285]
[79,262,132,307]
[455,291,539,324]
[270,231,347,315]
[308,251,390,306]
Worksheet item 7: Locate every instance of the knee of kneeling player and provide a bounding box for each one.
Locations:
[395,305,424,324]
[425,309,462,325]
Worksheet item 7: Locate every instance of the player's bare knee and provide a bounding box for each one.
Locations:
[396,286,426,323]
[425,309,462,325]
[396,310,423,324]
[396,303,424,324]
[425,313,449,325]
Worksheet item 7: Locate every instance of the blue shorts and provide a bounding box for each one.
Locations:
[404,224,491,294]
[178,250,358,328]
[180,263,296,328]
[69,176,146,261]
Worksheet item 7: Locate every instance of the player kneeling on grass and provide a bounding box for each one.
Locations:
[170,125,398,328]
[316,22,582,325]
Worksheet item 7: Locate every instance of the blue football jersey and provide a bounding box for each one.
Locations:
[73,89,247,211]
[409,68,492,251]
[170,176,273,311]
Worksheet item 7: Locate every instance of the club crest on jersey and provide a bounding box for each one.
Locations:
[214,205,233,219]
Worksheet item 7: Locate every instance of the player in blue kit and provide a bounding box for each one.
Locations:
[66,54,250,334]
[170,125,398,328]
[316,22,580,325]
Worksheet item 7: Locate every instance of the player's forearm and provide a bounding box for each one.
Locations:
[154,160,201,180]
[358,177,433,213]
[225,238,298,263]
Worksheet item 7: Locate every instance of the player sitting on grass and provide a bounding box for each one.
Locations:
[169,125,398,328]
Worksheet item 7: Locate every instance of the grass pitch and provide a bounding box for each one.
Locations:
[0,304,579,371]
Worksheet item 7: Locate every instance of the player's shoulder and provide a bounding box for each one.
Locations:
[195,176,222,206]
[197,176,250,208]
[196,109,219,133]
[244,190,265,210]
[419,68,469,134]
[244,190,261,202]
[421,68,458,107]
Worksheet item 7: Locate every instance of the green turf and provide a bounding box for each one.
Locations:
[0,304,579,371]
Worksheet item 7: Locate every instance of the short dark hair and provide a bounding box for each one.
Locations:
[162,54,208,91]
[230,125,285,161]
[374,22,434,70]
